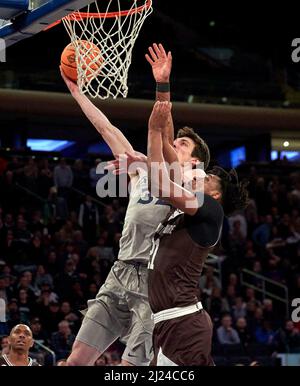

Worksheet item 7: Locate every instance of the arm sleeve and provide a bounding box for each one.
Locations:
[185,194,224,247]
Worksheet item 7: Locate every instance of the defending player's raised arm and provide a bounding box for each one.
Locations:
[146,44,176,154]
[60,67,134,157]
[147,101,199,215]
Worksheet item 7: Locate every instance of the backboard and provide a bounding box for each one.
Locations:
[0,0,96,47]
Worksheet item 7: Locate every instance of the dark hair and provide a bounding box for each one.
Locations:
[209,166,249,216]
[176,127,210,170]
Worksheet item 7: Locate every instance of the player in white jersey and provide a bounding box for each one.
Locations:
[59,43,210,366]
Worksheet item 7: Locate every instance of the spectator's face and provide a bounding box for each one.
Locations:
[227,285,235,297]
[0,278,5,289]
[9,325,33,352]
[212,287,221,298]
[37,265,45,275]
[229,274,237,285]
[285,321,294,331]
[61,302,71,314]
[253,261,261,272]
[5,214,13,224]
[59,322,71,335]
[65,261,75,273]
[235,297,243,307]
[255,308,263,319]
[246,288,255,299]
[50,303,60,313]
[222,316,232,328]
[31,320,42,334]
[233,220,241,230]
[266,215,273,224]
[8,301,18,312]
[89,283,98,294]
[236,318,247,329]
[19,289,28,301]
[23,271,32,282]
[19,277,29,288]
[48,252,57,262]
[1,337,9,350]
[263,300,273,311]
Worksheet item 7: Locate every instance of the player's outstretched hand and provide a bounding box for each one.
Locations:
[59,66,79,96]
[105,152,147,175]
[149,101,172,132]
[145,43,172,83]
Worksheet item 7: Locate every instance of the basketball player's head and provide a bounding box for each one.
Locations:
[203,166,249,216]
[8,324,34,354]
[174,127,210,169]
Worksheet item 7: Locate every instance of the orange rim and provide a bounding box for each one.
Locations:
[45,0,151,30]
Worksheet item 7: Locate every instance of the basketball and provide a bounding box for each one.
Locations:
[60,40,102,82]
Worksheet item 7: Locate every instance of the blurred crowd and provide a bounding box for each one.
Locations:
[0,155,299,366]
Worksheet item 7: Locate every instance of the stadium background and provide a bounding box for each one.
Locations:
[0,1,300,366]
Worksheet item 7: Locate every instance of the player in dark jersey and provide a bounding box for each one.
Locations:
[0,324,40,366]
[147,101,249,366]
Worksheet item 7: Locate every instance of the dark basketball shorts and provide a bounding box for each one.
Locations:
[153,309,214,366]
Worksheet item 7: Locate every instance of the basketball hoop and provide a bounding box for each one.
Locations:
[61,0,153,99]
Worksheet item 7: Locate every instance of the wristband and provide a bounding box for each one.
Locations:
[156,82,170,93]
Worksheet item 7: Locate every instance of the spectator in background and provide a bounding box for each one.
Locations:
[206,287,230,324]
[34,265,54,292]
[78,195,99,244]
[255,320,276,346]
[235,317,253,347]
[274,320,300,353]
[42,301,62,334]
[73,159,88,190]
[53,158,73,198]
[252,215,273,248]
[229,211,248,240]
[21,158,38,193]
[199,266,221,296]
[47,187,69,222]
[0,335,9,355]
[232,297,247,321]
[50,320,75,361]
[217,314,241,345]
[89,158,102,190]
[37,159,53,198]
[6,298,21,330]
[59,301,79,331]
[30,317,49,347]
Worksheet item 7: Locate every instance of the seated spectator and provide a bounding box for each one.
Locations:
[217,314,241,345]
[232,297,247,321]
[235,317,253,347]
[199,266,221,296]
[255,320,276,346]
[59,301,79,331]
[78,195,99,244]
[29,317,50,365]
[274,320,300,353]
[34,265,54,292]
[0,335,9,355]
[206,287,230,324]
[50,320,75,361]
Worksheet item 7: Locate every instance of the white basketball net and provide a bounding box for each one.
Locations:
[62,0,153,99]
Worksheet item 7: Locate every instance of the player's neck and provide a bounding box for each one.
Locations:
[7,350,29,366]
